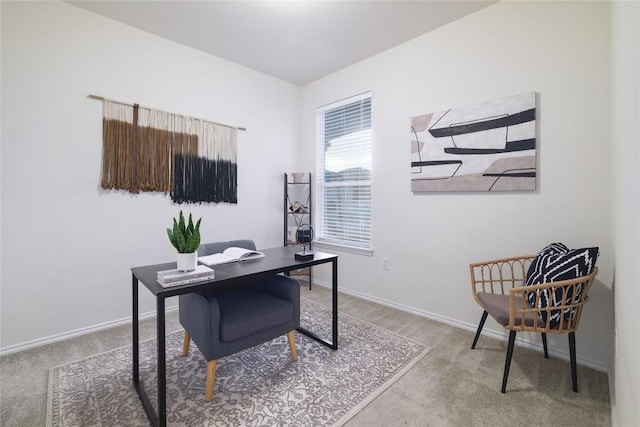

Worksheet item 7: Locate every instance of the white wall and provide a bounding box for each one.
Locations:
[611,1,640,425]
[0,1,300,352]
[300,1,615,371]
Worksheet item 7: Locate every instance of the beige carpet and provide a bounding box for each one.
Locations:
[47,298,431,426]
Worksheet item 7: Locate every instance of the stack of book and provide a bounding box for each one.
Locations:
[156,265,215,287]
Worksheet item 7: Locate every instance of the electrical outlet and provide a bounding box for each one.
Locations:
[383,258,389,270]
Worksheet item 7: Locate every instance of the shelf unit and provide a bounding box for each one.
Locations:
[284,172,312,289]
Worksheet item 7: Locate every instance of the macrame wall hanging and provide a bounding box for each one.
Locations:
[94,95,241,204]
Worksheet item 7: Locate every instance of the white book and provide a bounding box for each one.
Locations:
[157,265,215,283]
[198,247,265,267]
[158,273,215,288]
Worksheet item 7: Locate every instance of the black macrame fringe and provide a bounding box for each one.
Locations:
[171,154,237,204]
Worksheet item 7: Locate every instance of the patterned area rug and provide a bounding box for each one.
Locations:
[47,299,431,426]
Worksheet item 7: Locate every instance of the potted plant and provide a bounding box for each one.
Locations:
[167,210,202,271]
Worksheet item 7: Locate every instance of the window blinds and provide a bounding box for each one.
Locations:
[315,92,372,249]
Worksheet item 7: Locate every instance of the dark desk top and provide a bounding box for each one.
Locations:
[132,246,337,297]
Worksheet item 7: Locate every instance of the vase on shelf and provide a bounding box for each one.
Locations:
[291,172,305,183]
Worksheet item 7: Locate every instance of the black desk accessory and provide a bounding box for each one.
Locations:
[294,224,314,261]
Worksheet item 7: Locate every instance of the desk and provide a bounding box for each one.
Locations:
[131,246,338,427]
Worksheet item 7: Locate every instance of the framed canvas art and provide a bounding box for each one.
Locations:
[411,92,536,192]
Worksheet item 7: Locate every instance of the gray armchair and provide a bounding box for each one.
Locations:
[179,240,300,401]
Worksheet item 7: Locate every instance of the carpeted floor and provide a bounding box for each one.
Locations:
[1,284,611,426]
[46,299,430,426]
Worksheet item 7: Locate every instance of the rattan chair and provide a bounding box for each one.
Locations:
[470,255,598,393]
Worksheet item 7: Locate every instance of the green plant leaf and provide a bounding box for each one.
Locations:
[166,228,179,250]
[178,211,186,236]
[184,232,200,253]
[173,222,186,252]
[187,213,195,234]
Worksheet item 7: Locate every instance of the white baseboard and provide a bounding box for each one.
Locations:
[609,370,617,427]
[311,280,610,373]
[0,305,179,357]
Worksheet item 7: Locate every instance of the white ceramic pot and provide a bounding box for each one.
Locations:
[176,252,197,272]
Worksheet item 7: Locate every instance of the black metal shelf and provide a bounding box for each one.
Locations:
[284,172,312,289]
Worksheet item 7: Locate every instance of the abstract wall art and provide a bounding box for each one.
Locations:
[411,92,536,192]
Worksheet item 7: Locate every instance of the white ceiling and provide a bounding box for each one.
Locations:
[68,1,496,86]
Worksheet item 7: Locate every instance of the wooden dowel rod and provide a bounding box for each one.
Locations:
[87,94,247,131]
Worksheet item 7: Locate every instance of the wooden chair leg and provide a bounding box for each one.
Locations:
[501,330,517,393]
[471,311,488,349]
[182,331,191,356]
[287,330,298,361]
[569,332,578,392]
[205,360,217,401]
[541,333,549,359]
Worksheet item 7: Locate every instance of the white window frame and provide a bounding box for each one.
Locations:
[315,91,373,256]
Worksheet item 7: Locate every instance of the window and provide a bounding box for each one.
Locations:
[315,92,372,252]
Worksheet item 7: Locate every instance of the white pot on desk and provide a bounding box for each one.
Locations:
[176,252,197,271]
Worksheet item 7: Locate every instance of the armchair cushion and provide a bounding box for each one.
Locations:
[525,243,599,327]
[218,289,295,342]
[476,292,543,327]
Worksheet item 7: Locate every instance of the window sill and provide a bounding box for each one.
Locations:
[312,241,373,257]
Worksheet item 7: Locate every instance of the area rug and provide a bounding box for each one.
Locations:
[47,298,431,426]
